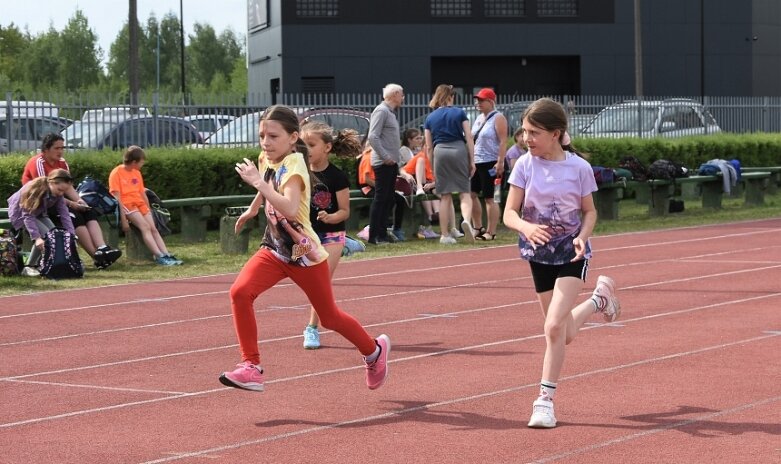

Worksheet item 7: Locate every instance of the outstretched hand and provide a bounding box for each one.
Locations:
[235,158,263,189]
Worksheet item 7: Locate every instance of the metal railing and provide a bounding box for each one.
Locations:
[4,91,781,154]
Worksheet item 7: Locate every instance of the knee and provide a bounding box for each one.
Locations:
[229,282,255,307]
[544,319,566,342]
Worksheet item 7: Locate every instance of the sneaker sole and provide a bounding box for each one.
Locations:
[303,344,320,350]
[218,374,265,392]
[527,418,557,428]
[461,221,475,242]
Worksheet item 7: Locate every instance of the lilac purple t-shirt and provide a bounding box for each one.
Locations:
[507,151,598,265]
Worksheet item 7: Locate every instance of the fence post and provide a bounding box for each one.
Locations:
[5,92,13,153]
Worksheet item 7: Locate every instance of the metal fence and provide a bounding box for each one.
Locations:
[4,91,781,154]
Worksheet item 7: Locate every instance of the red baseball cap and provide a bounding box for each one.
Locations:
[474,88,497,101]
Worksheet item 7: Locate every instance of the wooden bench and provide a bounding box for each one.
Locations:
[592,180,632,220]
[346,189,443,238]
[161,195,258,242]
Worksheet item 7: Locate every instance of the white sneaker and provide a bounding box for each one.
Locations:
[21,266,40,277]
[439,235,457,245]
[528,399,557,428]
[450,227,464,238]
[461,220,476,242]
[593,275,621,322]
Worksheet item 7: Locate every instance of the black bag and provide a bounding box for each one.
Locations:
[76,176,118,216]
[145,188,172,236]
[618,156,649,181]
[39,228,84,280]
[648,159,689,180]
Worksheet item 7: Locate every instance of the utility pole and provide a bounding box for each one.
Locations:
[129,0,139,106]
[634,0,643,138]
[179,0,186,97]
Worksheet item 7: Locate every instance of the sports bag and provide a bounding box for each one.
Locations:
[0,228,21,276]
[76,176,118,216]
[39,228,84,280]
[592,166,615,185]
[618,156,649,181]
[145,188,172,236]
[649,159,689,180]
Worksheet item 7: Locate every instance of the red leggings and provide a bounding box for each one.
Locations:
[229,248,376,365]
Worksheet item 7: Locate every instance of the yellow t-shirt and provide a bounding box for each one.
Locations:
[258,152,328,266]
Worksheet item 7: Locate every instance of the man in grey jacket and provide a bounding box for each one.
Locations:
[367,83,405,244]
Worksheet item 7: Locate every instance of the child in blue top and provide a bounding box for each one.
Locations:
[503,98,622,429]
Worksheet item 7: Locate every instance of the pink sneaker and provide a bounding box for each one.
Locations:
[365,334,391,390]
[219,361,265,391]
[356,225,370,241]
[593,275,621,322]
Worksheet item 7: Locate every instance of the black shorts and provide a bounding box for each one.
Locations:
[529,259,589,293]
[47,205,100,228]
[471,161,498,199]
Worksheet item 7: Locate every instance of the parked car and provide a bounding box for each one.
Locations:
[184,114,237,140]
[62,115,204,150]
[579,99,722,138]
[81,106,151,122]
[202,107,370,148]
[0,116,72,154]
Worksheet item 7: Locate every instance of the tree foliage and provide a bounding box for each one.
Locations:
[1,7,246,101]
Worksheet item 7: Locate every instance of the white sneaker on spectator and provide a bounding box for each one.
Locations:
[450,227,464,238]
[439,235,457,245]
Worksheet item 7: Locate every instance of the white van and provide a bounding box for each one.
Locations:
[0,101,59,119]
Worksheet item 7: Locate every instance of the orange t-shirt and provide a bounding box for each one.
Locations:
[108,165,146,206]
[357,148,375,195]
[403,150,434,182]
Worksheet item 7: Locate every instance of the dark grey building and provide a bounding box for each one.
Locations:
[246,0,781,102]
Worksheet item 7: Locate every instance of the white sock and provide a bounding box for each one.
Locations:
[538,380,557,401]
[364,343,381,363]
[590,295,604,312]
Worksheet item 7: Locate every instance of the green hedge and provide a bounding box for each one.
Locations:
[2,133,780,203]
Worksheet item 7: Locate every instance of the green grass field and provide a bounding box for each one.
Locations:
[2,190,779,297]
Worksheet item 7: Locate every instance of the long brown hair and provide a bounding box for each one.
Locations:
[429,84,455,109]
[300,121,362,158]
[522,98,587,158]
[20,169,71,211]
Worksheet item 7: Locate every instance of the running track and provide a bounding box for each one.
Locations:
[1,219,780,463]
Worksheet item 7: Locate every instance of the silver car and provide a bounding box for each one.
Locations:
[0,116,72,154]
[579,99,721,138]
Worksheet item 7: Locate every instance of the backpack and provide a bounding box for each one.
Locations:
[618,156,649,181]
[76,176,118,216]
[0,228,21,276]
[697,163,721,176]
[648,159,689,180]
[39,228,84,280]
[145,188,172,236]
[592,166,615,185]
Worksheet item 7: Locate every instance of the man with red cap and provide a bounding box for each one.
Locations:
[470,88,508,241]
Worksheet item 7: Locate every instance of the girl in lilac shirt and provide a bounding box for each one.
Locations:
[503,98,622,429]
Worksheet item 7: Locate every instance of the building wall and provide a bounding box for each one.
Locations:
[247,0,781,101]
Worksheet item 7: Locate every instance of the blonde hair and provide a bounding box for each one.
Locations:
[429,84,455,109]
[20,169,71,211]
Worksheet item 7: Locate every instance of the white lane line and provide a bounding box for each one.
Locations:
[135,332,781,464]
[4,379,185,395]
[526,395,781,464]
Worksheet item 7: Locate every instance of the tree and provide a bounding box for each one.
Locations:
[59,10,102,91]
[0,24,31,85]
[188,24,243,89]
[23,26,61,90]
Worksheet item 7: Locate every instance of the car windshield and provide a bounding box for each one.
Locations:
[206,113,260,145]
[61,120,113,148]
[584,107,658,133]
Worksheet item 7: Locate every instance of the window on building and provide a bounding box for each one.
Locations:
[296,0,339,17]
[431,0,472,17]
[538,0,578,17]
[485,0,525,17]
[248,0,269,31]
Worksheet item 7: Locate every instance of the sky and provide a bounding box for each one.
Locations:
[2,0,247,66]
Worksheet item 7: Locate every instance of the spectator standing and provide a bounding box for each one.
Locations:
[21,133,122,269]
[423,84,476,244]
[366,83,405,245]
[470,88,508,241]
